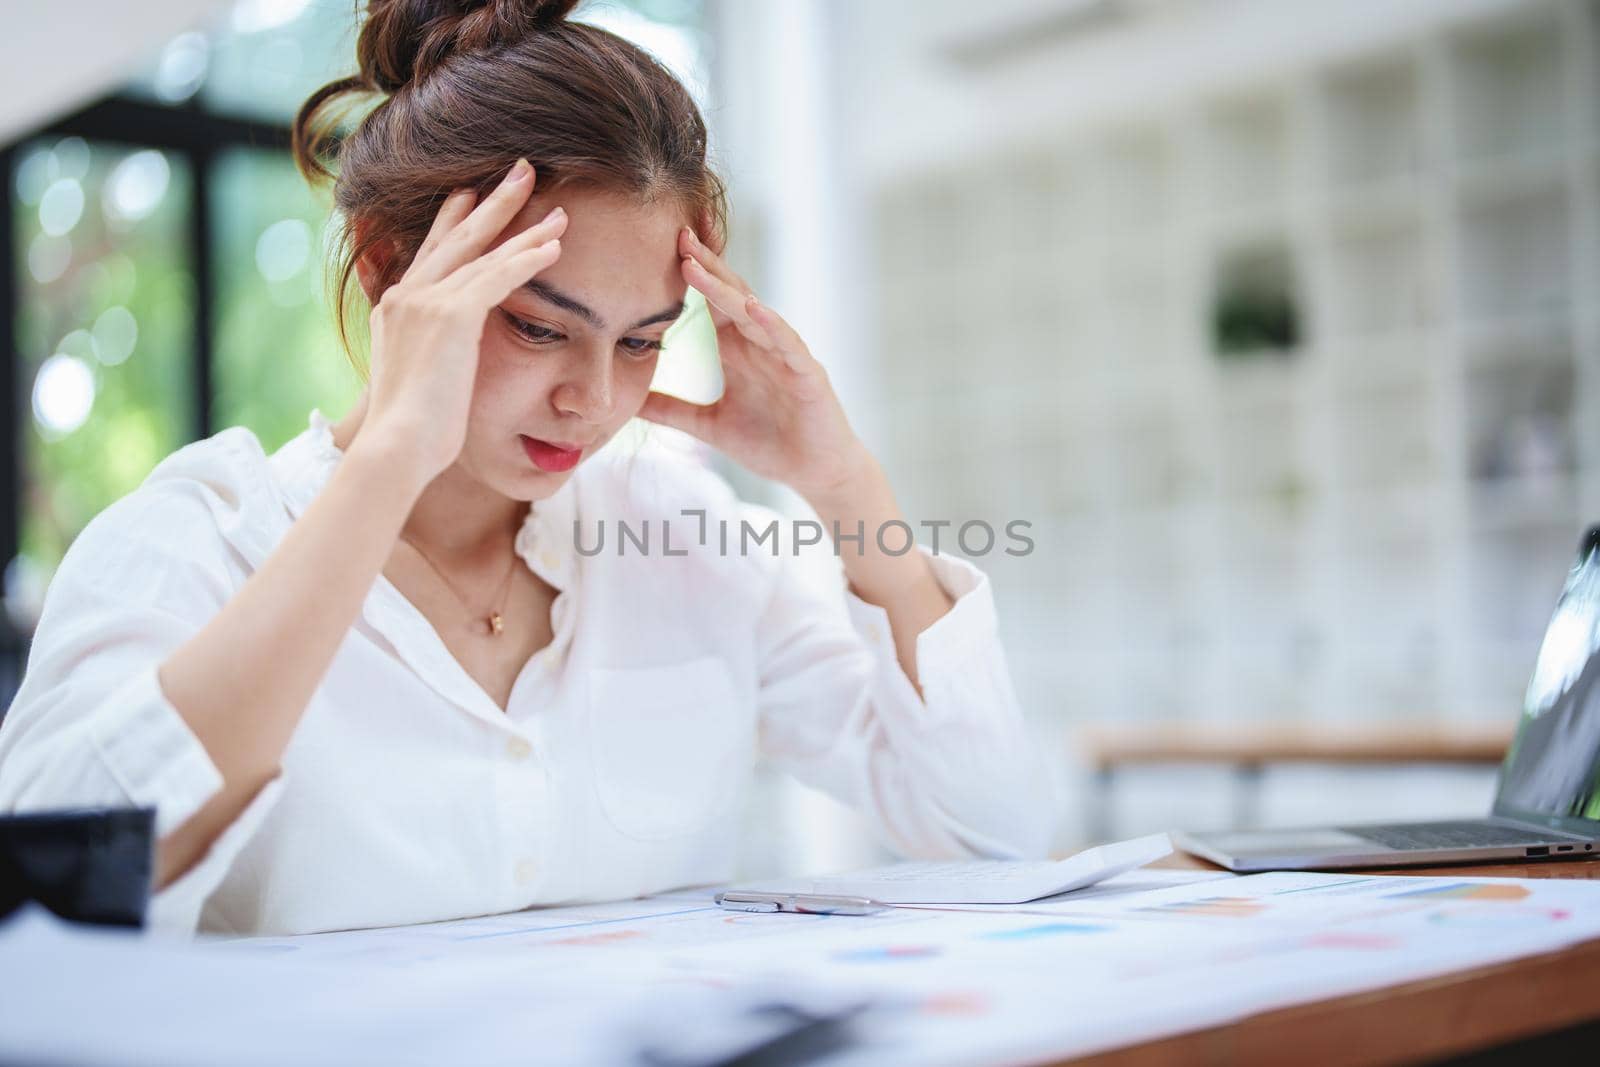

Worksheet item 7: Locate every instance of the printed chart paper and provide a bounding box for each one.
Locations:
[3,870,1599,1065]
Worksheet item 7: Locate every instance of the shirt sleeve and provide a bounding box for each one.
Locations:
[751,513,1059,862]
[0,435,285,936]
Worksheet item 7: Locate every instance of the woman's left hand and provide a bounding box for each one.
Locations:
[636,227,871,503]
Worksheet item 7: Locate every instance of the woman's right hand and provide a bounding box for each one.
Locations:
[355,158,566,486]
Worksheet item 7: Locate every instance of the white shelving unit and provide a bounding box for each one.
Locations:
[870,0,1600,731]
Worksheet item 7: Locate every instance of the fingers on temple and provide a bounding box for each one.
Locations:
[682,255,775,350]
[450,206,567,290]
[461,239,563,306]
[410,160,539,284]
[679,227,760,296]
[414,188,476,265]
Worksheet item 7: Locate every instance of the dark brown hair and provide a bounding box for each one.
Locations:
[293,0,728,373]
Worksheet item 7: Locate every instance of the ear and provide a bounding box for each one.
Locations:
[351,216,395,302]
[692,208,725,257]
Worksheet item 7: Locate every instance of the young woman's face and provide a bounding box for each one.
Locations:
[456,185,691,501]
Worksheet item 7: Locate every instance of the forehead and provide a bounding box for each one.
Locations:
[502,185,685,257]
[495,185,688,325]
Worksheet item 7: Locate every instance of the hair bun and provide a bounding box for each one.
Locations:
[358,0,582,93]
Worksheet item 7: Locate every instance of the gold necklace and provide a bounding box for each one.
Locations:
[401,537,519,637]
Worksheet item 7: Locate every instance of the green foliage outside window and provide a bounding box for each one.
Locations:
[13,139,196,583]
[210,149,359,453]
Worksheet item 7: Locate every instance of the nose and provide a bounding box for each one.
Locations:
[552,345,615,425]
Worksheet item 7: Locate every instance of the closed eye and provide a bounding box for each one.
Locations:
[619,337,665,356]
[503,310,661,360]
[502,310,563,345]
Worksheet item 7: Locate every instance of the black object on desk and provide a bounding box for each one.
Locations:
[637,999,872,1067]
[0,807,155,928]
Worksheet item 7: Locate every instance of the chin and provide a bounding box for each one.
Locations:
[457,448,576,505]
[501,469,571,502]
[511,455,585,497]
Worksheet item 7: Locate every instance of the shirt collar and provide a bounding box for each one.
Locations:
[271,408,579,592]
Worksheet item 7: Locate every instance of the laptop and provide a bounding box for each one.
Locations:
[1177,525,1600,872]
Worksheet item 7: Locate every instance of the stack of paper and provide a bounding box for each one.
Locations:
[726,833,1174,904]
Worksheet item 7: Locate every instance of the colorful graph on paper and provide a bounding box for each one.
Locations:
[1135,897,1267,919]
[1383,882,1531,902]
[979,922,1109,940]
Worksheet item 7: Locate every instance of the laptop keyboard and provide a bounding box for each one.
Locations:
[1340,820,1563,851]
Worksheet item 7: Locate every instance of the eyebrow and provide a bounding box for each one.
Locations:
[518,279,684,332]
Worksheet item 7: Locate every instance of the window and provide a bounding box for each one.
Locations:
[209,149,359,452]
[13,140,196,586]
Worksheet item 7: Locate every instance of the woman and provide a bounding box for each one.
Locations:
[0,0,1056,936]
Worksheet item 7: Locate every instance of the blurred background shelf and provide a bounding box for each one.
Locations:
[1078,718,1516,839]
[861,0,1600,842]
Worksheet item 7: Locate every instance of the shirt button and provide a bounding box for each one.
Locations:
[505,736,533,760]
[514,859,538,885]
[539,550,557,571]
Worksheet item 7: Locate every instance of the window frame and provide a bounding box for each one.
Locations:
[1,94,295,678]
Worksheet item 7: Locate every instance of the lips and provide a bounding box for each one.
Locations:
[520,434,584,473]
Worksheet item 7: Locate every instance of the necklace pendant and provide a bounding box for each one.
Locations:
[488,613,504,636]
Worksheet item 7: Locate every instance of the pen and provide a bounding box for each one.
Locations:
[714,891,889,916]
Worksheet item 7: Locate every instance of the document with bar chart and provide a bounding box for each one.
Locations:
[10,870,1599,1067]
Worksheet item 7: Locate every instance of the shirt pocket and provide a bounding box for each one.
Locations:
[586,654,750,841]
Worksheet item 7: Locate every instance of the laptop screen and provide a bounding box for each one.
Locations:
[1493,526,1600,832]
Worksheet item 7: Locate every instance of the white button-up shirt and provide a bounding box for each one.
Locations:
[0,411,1058,937]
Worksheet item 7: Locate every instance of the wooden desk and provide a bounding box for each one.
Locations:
[1054,854,1600,1066]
